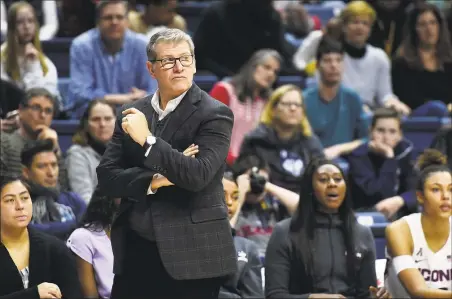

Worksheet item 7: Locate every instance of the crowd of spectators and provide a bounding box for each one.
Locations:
[1,0,451,298]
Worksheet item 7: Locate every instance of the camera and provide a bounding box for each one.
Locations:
[249,167,267,195]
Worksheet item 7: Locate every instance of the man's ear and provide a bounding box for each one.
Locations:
[146,61,156,79]
[22,167,30,180]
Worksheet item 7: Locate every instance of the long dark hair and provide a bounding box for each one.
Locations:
[397,2,452,69]
[78,189,118,232]
[290,158,357,282]
[230,49,282,103]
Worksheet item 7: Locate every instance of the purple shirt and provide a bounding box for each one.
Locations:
[67,228,114,299]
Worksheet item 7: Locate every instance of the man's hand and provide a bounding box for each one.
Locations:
[150,144,199,191]
[36,125,59,150]
[1,116,19,132]
[375,196,404,219]
[130,87,147,101]
[370,286,391,298]
[121,108,151,146]
[324,145,342,160]
[384,97,411,116]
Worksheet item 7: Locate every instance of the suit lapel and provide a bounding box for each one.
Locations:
[159,84,200,142]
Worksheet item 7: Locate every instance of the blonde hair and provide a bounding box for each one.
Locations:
[1,1,48,82]
[340,0,376,25]
[260,84,313,137]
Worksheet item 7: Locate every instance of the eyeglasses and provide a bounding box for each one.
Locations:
[150,55,194,70]
[278,102,303,108]
[100,14,126,22]
[26,104,54,115]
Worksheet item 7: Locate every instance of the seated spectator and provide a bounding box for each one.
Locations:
[21,140,87,240]
[303,37,368,160]
[219,173,264,298]
[0,1,59,103]
[293,17,342,75]
[0,88,68,190]
[67,190,118,299]
[210,49,282,164]
[339,0,409,114]
[58,0,96,38]
[128,0,186,39]
[385,149,452,298]
[349,108,417,219]
[193,0,296,78]
[231,154,299,255]
[0,176,82,299]
[1,0,59,41]
[265,158,388,298]
[367,0,412,56]
[68,0,156,119]
[66,100,116,203]
[240,84,324,193]
[392,3,452,117]
[430,127,452,170]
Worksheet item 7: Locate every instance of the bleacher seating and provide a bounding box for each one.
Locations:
[42,38,72,78]
[51,119,79,153]
[176,2,336,33]
[402,116,451,159]
[370,223,388,259]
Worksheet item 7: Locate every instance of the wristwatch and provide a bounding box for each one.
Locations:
[143,134,156,152]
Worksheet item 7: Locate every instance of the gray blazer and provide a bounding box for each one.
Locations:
[96,84,237,280]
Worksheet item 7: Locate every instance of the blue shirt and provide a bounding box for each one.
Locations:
[303,85,369,148]
[68,28,157,118]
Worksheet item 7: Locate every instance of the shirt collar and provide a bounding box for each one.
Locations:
[151,89,188,120]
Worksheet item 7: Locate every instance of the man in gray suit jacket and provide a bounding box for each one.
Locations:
[96,28,237,299]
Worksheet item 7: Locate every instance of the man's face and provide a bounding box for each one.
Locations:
[318,52,343,86]
[222,178,239,219]
[23,151,59,188]
[146,41,196,98]
[19,96,54,136]
[98,2,128,41]
[344,15,372,47]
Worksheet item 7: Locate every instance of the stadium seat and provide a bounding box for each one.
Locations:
[402,117,451,159]
[42,38,72,78]
[370,223,388,259]
[51,119,79,153]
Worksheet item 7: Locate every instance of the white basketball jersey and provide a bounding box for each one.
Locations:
[385,213,452,298]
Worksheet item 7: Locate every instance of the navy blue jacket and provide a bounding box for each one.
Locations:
[348,138,417,210]
[219,229,264,298]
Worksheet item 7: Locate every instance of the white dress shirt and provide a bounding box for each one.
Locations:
[145,89,188,194]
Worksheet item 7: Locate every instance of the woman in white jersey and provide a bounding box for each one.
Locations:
[385,149,452,298]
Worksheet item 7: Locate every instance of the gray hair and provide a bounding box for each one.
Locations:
[146,28,195,61]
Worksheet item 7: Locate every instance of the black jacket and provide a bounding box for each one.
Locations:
[0,228,82,299]
[348,138,417,211]
[219,229,264,298]
[265,213,377,299]
[96,84,237,280]
[240,124,324,193]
